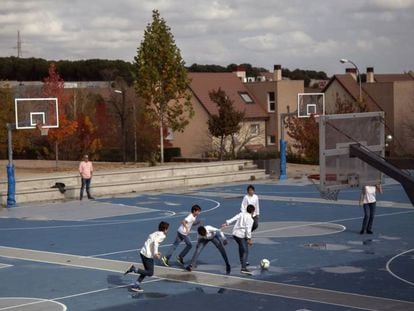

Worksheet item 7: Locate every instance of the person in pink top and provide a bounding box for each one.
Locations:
[79,154,94,200]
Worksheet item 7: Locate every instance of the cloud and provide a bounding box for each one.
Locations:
[0,0,412,75]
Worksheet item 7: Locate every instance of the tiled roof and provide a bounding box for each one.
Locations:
[188,72,268,119]
[323,74,381,111]
[374,74,414,83]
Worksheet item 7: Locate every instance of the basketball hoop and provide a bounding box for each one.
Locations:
[308,174,340,201]
[36,123,49,136]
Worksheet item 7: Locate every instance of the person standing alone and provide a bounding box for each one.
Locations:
[79,154,94,200]
[359,184,383,234]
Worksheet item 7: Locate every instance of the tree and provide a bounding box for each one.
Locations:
[134,10,194,163]
[207,88,245,160]
[43,63,77,165]
[285,115,319,161]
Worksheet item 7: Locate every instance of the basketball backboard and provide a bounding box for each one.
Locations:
[297,93,325,118]
[15,98,59,129]
[317,111,385,193]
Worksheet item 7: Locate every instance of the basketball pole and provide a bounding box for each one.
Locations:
[6,123,16,207]
[279,112,296,180]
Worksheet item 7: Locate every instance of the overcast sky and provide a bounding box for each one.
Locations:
[1,0,413,75]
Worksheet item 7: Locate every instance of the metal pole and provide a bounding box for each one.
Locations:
[348,60,362,102]
[133,102,137,162]
[6,123,16,207]
[279,112,296,180]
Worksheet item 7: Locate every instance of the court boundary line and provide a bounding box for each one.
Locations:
[386,249,414,286]
[0,246,413,311]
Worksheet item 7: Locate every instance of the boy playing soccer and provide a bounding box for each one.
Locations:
[161,204,201,266]
[241,185,260,231]
[222,204,255,275]
[185,225,231,275]
[124,221,169,292]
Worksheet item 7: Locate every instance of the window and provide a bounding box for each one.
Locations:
[239,92,254,104]
[268,135,276,145]
[250,124,260,136]
[267,92,275,112]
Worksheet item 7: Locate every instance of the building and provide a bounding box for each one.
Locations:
[170,72,268,158]
[323,68,414,155]
[244,65,304,150]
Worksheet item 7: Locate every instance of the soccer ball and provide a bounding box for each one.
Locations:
[260,258,270,270]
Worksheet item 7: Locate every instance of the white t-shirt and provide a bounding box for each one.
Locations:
[177,213,197,236]
[241,194,260,217]
[362,186,377,204]
[201,225,226,240]
[226,212,254,239]
[140,231,166,258]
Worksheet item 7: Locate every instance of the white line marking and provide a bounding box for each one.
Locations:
[0,297,67,311]
[386,249,414,286]
[0,194,220,232]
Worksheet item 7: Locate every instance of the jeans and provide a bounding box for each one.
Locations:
[165,232,192,259]
[137,253,154,283]
[233,235,249,269]
[189,236,230,268]
[80,178,92,199]
[252,215,259,232]
[361,202,376,232]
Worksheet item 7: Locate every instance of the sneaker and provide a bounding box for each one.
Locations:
[88,196,95,200]
[226,265,231,275]
[160,256,169,267]
[130,284,143,292]
[176,256,184,265]
[124,264,136,276]
[366,230,373,234]
[359,230,365,235]
[185,265,192,272]
[240,268,252,275]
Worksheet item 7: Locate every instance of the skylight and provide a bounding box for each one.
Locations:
[239,92,254,104]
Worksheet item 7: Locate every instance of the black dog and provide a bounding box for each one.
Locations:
[51,182,66,194]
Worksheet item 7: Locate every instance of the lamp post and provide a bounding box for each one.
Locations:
[115,89,137,162]
[340,58,362,103]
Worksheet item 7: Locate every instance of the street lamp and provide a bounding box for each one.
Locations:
[114,89,137,162]
[340,58,362,103]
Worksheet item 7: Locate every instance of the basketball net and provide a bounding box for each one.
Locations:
[36,123,49,136]
[308,174,340,201]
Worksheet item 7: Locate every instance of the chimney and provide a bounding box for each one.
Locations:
[366,67,374,83]
[273,64,282,81]
[233,65,246,82]
[345,68,357,81]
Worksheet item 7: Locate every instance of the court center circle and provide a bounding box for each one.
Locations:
[0,297,67,311]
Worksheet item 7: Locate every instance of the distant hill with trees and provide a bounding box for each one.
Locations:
[0,56,328,87]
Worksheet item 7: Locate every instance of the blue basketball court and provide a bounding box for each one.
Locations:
[0,178,413,310]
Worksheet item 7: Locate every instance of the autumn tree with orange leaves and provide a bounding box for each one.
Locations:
[42,63,77,164]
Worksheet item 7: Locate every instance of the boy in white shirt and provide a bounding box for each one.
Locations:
[222,204,255,275]
[241,185,260,231]
[124,221,169,292]
[359,184,383,234]
[161,204,201,266]
[185,225,231,275]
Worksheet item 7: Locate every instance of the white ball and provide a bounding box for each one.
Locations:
[260,258,270,269]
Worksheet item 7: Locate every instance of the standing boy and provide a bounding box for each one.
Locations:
[241,185,260,231]
[161,204,201,266]
[79,154,94,200]
[185,225,231,275]
[359,184,383,234]
[124,221,169,292]
[222,204,255,275]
